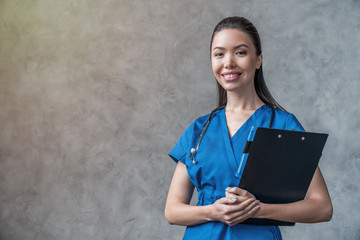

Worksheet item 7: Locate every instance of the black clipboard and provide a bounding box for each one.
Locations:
[239,128,328,226]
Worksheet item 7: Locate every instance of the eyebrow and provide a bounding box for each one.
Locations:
[212,44,249,51]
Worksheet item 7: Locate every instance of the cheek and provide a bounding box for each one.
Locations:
[211,59,221,75]
[238,57,256,69]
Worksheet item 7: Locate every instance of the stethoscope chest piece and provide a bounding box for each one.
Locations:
[190,148,198,164]
[189,106,225,165]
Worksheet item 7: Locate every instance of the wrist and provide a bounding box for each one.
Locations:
[253,203,268,219]
[204,204,216,222]
[204,204,218,222]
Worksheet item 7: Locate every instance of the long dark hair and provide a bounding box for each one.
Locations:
[210,16,285,111]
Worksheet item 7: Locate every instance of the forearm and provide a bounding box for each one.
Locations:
[165,202,213,226]
[165,162,213,226]
[253,167,332,223]
[255,198,333,223]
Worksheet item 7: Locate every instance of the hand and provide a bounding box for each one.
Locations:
[225,187,256,200]
[211,196,260,226]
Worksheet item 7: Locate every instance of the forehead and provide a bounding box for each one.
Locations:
[211,28,254,49]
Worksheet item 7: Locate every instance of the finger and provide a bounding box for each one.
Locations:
[233,198,258,212]
[226,201,261,225]
[225,191,230,198]
[216,197,237,205]
[216,196,254,217]
[226,192,251,203]
[241,199,260,216]
[248,202,261,218]
[227,205,260,226]
[224,198,256,216]
[240,201,261,220]
[226,192,237,199]
[225,187,249,196]
[225,198,258,220]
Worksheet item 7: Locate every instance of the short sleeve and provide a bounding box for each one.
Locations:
[168,121,196,164]
[285,114,305,131]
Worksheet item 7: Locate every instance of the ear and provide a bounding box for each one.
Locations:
[256,54,263,69]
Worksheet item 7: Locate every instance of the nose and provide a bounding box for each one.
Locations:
[224,54,235,69]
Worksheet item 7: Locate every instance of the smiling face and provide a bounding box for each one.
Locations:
[211,28,262,93]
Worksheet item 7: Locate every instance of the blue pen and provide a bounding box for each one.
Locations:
[236,126,255,178]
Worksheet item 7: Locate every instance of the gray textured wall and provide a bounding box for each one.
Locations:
[0,0,359,239]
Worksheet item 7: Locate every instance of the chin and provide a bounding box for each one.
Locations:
[221,83,245,92]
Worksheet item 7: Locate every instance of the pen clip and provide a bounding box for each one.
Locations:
[236,126,255,178]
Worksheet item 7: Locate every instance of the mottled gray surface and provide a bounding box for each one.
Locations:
[0,0,359,239]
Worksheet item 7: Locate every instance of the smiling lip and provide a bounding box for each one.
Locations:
[221,72,241,81]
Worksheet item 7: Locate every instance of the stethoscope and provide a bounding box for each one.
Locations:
[189,105,275,165]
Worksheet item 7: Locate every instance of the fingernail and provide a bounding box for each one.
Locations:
[256,200,260,204]
[231,198,236,202]
[255,205,260,210]
[225,187,231,191]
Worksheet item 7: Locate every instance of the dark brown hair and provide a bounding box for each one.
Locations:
[211,16,285,111]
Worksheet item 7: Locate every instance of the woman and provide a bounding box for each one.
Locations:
[165,16,332,240]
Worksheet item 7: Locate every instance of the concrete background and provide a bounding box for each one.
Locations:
[0,0,359,239]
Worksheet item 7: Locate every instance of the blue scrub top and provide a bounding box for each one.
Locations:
[169,105,304,240]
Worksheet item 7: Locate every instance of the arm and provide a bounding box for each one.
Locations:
[164,161,210,226]
[165,161,260,226]
[253,167,333,223]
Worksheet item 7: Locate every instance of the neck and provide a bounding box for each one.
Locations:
[226,86,264,111]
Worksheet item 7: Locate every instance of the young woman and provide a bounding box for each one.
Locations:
[165,16,332,240]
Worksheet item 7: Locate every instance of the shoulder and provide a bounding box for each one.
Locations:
[179,107,224,141]
[273,108,294,122]
[177,111,212,138]
[168,109,218,163]
[192,113,211,127]
[273,107,305,131]
[189,106,224,129]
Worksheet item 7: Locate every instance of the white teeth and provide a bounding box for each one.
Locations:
[224,74,239,79]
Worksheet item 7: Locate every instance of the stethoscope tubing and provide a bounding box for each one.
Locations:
[190,105,275,165]
[191,105,225,164]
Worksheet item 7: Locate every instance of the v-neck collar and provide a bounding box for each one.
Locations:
[230,104,267,144]
[219,104,267,177]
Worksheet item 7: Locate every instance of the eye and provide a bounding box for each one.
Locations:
[236,51,247,56]
[213,52,224,57]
